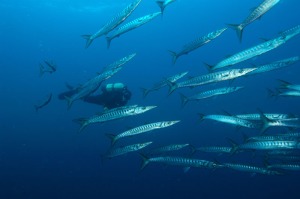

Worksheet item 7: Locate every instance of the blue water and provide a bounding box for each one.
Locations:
[1,0,300,198]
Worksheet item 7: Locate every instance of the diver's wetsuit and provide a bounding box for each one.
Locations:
[58,83,131,109]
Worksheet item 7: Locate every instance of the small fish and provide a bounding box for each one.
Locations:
[196,146,233,154]
[101,53,137,72]
[34,93,52,112]
[106,12,161,48]
[234,113,298,121]
[228,0,280,42]
[82,0,141,48]
[180,86,243,107]
[106,120,180,146]
[105,142,152,158]
[156,0,176,15]
[148,144,190,155]
[266,163,300,171]
[39,61,57,76]
[169,28,227,64]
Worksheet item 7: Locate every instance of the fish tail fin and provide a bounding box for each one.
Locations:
[179,93,188,107]
[166,80,178,95]
[227,24,243,42]
[156,1,165,15]
[73,118,89,133]
[226,138,239,155]
[168,50,178,65]
[140,87,150,98]
[277,79,291,89]
[203,62,214,72]
[105,133,117,146]
[188,144,197,155]
[39,64,45,77]
[266,88,278,99]
[258,109,271,133]
[82,35,93,48]
[64,96,73,110]
[139,153,150,170]
[197,113,205,123]
[106,36,112,49]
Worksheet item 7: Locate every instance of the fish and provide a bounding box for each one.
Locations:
[148,144,190,155]
[105,142,152,158]
[198,114,259,129]
[180,86,243,107]
[169,28,227,64]
[141,71,188,98]
[245,134,300,142]
[168,68,256,95]
[228,0,280,42]
[234,113,298,121]
[39,61,57,76]
[195,146,233,154]
[106,120,180,146]
[82,0,141,48]
[101,53,137,72]
[246,56,300,75]
[156,0,176,15]
[106,12,161,48]
[280,24,300,41]
[223,163,281,175]
[74,105,157,132]
[65,67,122,109]
[34,93,52,112]
[140,155,222,170]
[205,35,287,71]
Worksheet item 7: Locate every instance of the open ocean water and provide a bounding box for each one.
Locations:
[1,0,300,198]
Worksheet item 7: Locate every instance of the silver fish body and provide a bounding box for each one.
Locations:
[106,142,152,158]
[224,163,280,175]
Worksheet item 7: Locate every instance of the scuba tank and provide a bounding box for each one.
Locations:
[104,83,125,92]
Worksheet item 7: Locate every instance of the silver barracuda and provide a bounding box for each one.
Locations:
[168,68,256,95]
[206,35,287,71]
[106,12,161,48]
[102,53,137,72]
[246,134,300,142]
[82,0,141,48]
[34,93,52,112]
[276,90,300,97]
[196,146,233,154]
[141,71,188,98]
[235,113,298,121]
[169,28,227,64]
[247,56,300,75]
[106,120,180,145]
[280,25,300,41]
[266,163,300,171]
[259,112,300,132]
[180,86,243,107]
[148,144,190,155]
[65,67,122,109]
[278,79,300,91]
[74,105,156,132]
[198,114,259,129]
[228,0,280,42]
[156,0,176,15]
[140,155,222,170]
[223,163,281,175]
[105,142,152,158]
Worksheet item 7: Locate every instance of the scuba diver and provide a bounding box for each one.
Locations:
[58,83,132,110]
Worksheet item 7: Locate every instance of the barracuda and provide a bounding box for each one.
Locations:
[207,35,287,71]
[266,163,300,171]
[106,121,180,145]
[148,144,190,155]
[235,113,298,121]
[280,24,300,41]
[168,68,255,95]
[180,86,243,107]
[106,12,161,48]
[247,56,300,75]
[228,0,280,42]
[141,71,188,98]
[140,155,222,170]
[246,134,299,142]
[102,53,137,72]
[198,114,259,129]
[169,28,227,64]
[224,163,281,175]
[106,142,152,158]
[82,0,141,48]
[74,105,156,132]
[259,112,300,132]
[34,93,52,112]
[196,146,232,154]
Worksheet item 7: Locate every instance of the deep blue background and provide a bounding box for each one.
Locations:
[1,0,300,198]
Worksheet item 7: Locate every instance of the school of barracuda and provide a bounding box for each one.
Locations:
[36,0,300,176]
